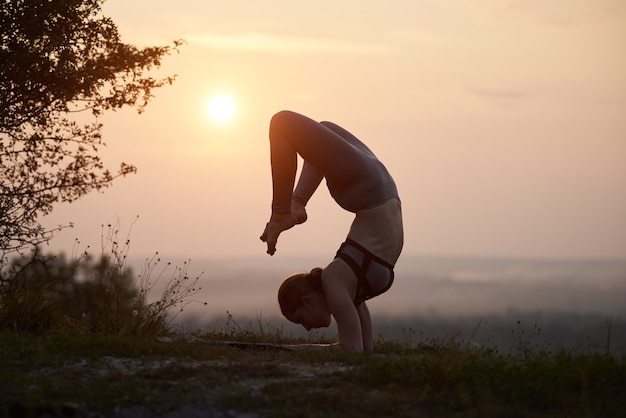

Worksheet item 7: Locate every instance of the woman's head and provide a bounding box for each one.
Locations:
[278,267,323,316]
[278,267,331,330]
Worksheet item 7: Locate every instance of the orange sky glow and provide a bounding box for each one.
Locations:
[42,0,626,263]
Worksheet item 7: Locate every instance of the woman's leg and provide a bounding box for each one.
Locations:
[269,110,369,204]
[261,111,361,255]
[292,161,323,209]
[269,111,366,181]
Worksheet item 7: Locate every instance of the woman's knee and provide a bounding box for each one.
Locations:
[270,111,317,147]
[270,110,297,133]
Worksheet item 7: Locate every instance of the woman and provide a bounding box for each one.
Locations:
[260,110,403,352]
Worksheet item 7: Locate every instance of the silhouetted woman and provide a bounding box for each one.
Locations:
[261,110,403,352]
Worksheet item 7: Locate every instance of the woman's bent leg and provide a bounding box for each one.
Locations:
[269,111,364,180]
[262,111,367,255]
[261,112,311,255]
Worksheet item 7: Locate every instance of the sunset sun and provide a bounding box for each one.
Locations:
[207,95,236,122]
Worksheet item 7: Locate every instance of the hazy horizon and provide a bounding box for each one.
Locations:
[112,255,626,321]
[139,254,626,353]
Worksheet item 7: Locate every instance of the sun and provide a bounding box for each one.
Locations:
[207,95,236,122]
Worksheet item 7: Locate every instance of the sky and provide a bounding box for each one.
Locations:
[42,0,626,263]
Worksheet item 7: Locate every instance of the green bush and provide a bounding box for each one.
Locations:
[0,248,154,334]
[0,223,204,335]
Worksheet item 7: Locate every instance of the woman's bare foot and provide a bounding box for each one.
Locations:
[260,212,298,255]
[291,200,307,224]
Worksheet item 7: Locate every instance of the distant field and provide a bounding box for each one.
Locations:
[141,255,626,356]
[188,310,626,357]
[126,255,626,321]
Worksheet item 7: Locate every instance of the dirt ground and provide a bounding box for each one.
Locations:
[11,351,348,418]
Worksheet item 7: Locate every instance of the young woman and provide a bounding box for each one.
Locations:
[260,110,403,352]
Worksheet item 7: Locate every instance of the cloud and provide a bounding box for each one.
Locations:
[469,88,525,109]
[461,0,626,26]
[185,31,394,55]
[470,88,524,100]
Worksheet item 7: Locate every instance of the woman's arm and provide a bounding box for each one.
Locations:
[322,263,364,352]
[356,302,373,352]
[327,292,363,352]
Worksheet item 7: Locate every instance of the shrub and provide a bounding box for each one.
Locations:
[0,221,204,335]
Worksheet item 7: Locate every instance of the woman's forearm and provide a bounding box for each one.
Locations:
[357,302,373,352]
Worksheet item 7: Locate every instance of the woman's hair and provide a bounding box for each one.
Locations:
[277,267,324,316]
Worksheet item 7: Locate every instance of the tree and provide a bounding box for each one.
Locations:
[0,0,181,261]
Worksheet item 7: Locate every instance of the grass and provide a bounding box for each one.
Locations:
[1,328,625,418]
[4,225,621,416]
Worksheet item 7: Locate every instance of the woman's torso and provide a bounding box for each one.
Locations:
[346,198,404,265]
